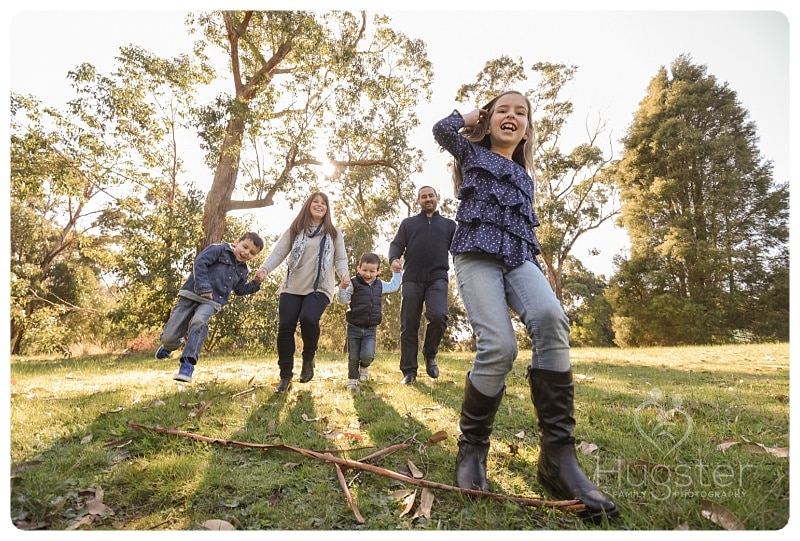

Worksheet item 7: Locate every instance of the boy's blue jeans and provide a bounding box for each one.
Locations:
[453,252,571,397]
[346,323,377,380]
[159,297,220,363]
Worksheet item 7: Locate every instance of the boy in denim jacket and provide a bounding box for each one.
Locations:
[155,232,265,382]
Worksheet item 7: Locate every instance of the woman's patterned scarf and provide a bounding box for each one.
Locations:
[287,223,332,292]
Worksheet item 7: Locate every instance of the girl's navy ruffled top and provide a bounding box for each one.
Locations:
[433,110,542,268]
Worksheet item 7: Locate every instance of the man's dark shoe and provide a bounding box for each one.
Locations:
[400,373,417,385]
[425,357,439,379]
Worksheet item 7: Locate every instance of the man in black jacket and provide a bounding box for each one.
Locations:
[389,186,457,384]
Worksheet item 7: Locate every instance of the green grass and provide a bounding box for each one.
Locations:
[9,343,789,530]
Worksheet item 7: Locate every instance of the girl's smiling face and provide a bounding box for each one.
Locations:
[487,92,529,155]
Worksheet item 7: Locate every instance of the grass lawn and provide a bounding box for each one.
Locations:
[9,343,790,531]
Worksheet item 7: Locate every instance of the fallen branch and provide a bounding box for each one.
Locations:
[335,463,365,524]
[127,421,585,513]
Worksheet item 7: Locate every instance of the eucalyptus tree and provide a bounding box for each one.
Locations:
[10,90,135,354]
[609,55,788,345]
[453,56,619,301]
[189,10,433,251]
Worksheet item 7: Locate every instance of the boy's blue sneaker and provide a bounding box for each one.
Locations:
[155,346,171,360]
[174,361,194,382]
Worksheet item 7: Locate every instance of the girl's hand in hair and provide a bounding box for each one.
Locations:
[463,108,488,127]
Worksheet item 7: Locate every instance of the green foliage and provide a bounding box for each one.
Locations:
[191,11,434,249]
[610,55,789,345]
[10,344,790,530]
[562,257,614,347]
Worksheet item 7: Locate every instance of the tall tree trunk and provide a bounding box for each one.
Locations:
[199,116,245,252]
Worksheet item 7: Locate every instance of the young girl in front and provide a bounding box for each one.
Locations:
[433,90,618,520]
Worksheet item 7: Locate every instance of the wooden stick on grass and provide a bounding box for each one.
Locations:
[127,421,586,516]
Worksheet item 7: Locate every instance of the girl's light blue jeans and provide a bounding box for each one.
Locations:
[453,252,571,397]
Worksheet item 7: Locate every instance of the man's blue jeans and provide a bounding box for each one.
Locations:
[159,297,220,363]
[346,323,377,380]
[453,252,571,397]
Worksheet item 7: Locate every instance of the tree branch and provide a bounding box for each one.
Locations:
[127,422,586,514]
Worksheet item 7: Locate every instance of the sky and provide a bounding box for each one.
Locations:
[2,2,797,537]
[4,1,793,278]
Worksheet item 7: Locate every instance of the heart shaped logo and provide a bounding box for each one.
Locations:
[634,390,693,455]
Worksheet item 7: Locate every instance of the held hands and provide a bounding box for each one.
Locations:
[339,275,351,289]
[254,268,267,283]
[390,259,402,273]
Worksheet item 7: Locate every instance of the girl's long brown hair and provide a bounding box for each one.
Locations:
[451,90,537,194]
[288,192,339,243]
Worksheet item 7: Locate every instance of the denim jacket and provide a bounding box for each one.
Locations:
[179,243,260,307]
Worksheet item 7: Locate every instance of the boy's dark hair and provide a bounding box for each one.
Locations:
[239,232,265,252]
[359,252,381,268]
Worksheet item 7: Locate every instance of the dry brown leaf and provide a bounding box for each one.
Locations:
[389,489,415,500]
[343,432,364,441]
[426,430,448,445]
[576,441,598,454]
[399,490,416,516]
[701,500,746,530]
[66,514,96,530]
[412,488,435,519]
[407,460,424,478]
[421,405,442,411]
[743,442,789,458]
[201,519,236,530]
[717,441,739,452]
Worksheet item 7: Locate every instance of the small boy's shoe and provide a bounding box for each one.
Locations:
[155,345,172,360]
[358,365,370,383]
[346,379,359,391]
[174,360,194,382]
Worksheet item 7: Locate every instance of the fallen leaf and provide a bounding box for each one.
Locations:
[701,500,746,530]
[201,519,235,530]
[739,442,789,458]
[399,490,416,517]
[301,413,320,422]
[576,441,598,454]
[81,487,114,517]
[412,488,434,519]
[717,441,740,453]
[81,434,93,444]
[421,405,442,411]
[343,432,364,441]
[426,430,448,445]
[407,460,424,478]
[66,515,96,530]
[515,430,526,439]
[389,489,414,500]
[508,441,520,455]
